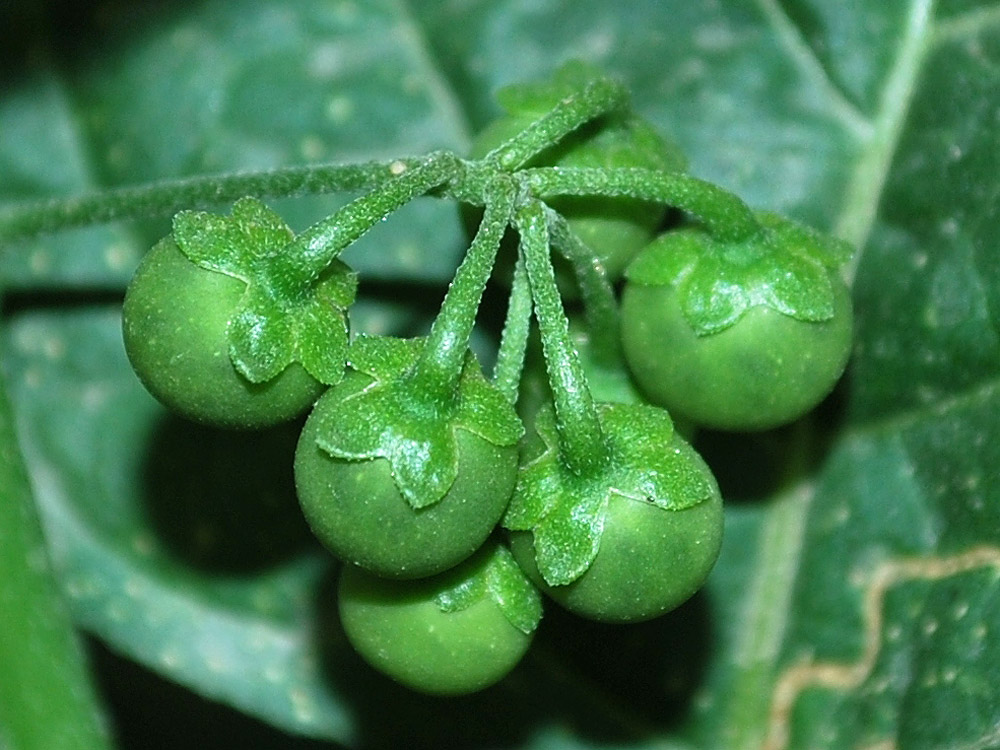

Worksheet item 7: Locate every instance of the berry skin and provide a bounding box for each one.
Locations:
[621,270,852,431]
[294,371,518,579]
[338,543,537,695]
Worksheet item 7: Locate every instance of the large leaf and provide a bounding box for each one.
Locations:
[2,1,999,748]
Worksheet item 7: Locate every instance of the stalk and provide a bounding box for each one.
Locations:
[410,177,517,399]
[0,346,113,750]
[516,199,608,477]
[0,158,416,241]
[543,206,622,370]
[492,253,533,405]
[280,151,461,290]
[485,77,628,172]
[525,166,760,242]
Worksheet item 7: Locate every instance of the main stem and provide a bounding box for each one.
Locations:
[412,177,517,399]
[0,353,112,750]
[525,166,761,242]
[0,159,413,241]
[517,199,607,477]
[485,77,628,172]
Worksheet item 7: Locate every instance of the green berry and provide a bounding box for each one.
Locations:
[122,237,323,429]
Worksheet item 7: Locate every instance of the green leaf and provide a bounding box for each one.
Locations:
[3,2,1000,748]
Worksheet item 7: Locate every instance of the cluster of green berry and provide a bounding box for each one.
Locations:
[121,63,853,696]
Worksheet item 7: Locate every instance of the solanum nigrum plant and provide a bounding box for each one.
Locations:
[5,62,856,699]
[338,538,542,695]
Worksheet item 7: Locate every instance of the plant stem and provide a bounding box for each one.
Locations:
[543,206,622,370]
[485,77,628,172]
[0,349,112,750]
[413,177,516,398]
[493,253,533,405]
[280,151,461,290]
[0,159,416,241]
[517,199,607,477]
[525,166,760,242]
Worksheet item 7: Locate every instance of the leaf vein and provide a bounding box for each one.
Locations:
[838,0,936,281]
[752,0,873,140]
[389,0,474,149]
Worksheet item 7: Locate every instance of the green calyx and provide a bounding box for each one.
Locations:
[503,403,716,586]
[625,211,854,336]
[312,334,523,509]
[312,183,524,509]
[170,153,459,389]
[172,197,357,385]
[434,540,543,635]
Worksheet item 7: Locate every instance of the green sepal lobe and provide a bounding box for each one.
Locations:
[503,402,714,586]
[625,212,853,336]
[314,335,524,509]
[434,542,543,635]
[171,197,357,385]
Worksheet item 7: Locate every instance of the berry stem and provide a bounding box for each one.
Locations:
[280,152,461,291]
[0,362,112,750]
[485,77,628,172]
[493,253,533,405]
[0,158,417,241]
[525,166,760,242]
[517,199,608,477]
[412,177,517,398]
[543,206,623,370]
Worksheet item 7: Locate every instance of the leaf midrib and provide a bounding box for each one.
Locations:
[719,2,937,749]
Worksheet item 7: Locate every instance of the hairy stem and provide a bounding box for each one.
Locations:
[526,166,760,242]
[0,159,417,241]
[517,199,607,476]
[485,77,628,172]
[279,152,461,290]
[413,177,516,398]
[544,207,623,370]
[0,351,112,750]
[493,253,533,405]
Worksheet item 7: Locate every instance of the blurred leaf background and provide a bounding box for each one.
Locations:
[1,1,999,748]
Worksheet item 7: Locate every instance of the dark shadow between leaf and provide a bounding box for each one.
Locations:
[693,377,849,506]
[523,588,714,739]
[88,636,339,750]
[140,412,319,575]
